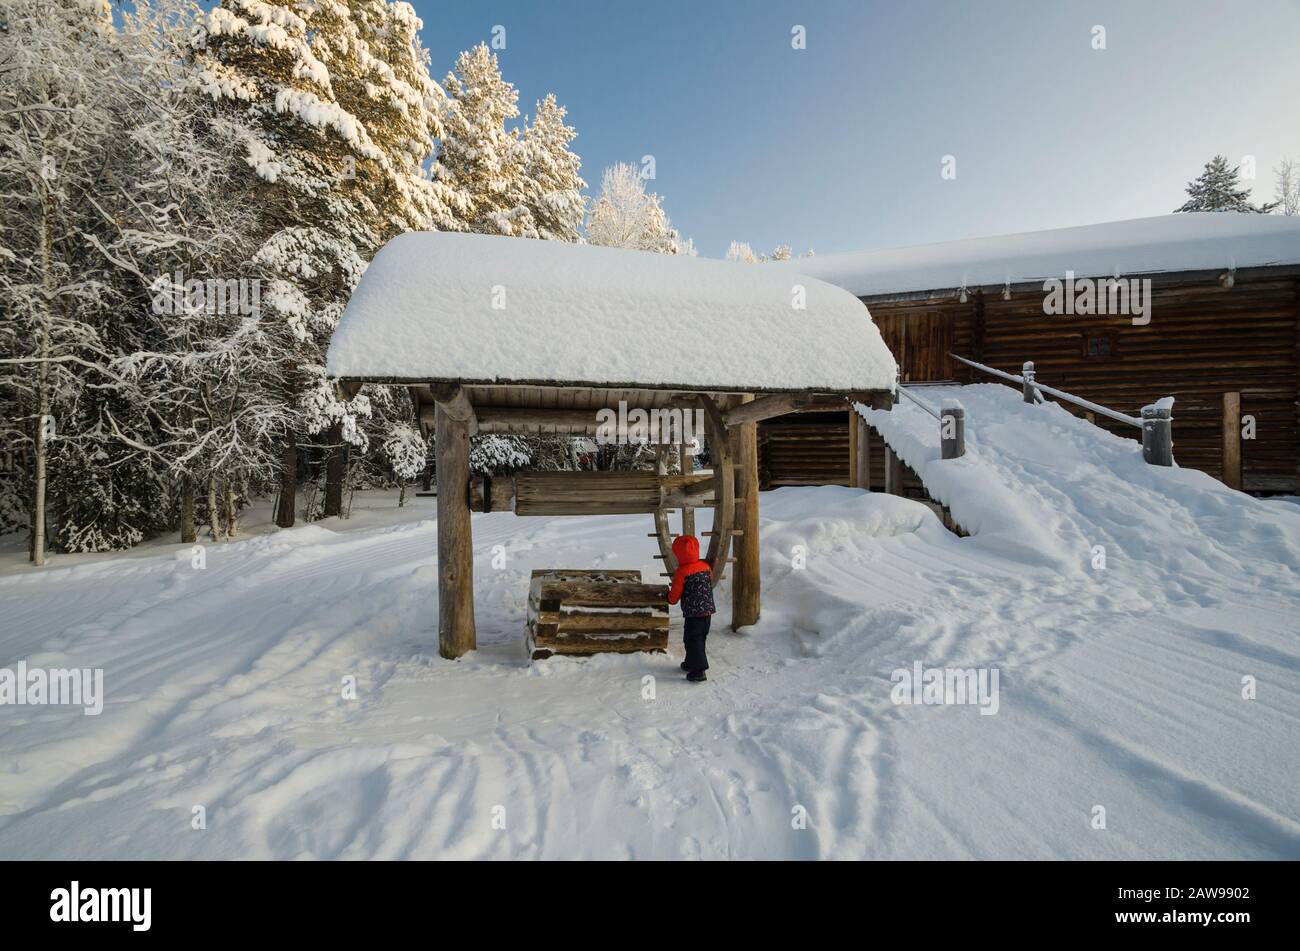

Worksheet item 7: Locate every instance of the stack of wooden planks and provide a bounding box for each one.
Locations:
[526,569,669,660]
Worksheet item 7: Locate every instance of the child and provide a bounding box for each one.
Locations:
[666,535,715,683]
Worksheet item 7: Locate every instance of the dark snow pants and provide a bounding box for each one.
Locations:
[683,615,711,672]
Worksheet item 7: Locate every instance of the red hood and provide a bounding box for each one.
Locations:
[672,535,700,564]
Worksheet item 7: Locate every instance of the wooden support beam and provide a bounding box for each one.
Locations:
[435,401,476,658]
[854,414,871,490]
[431,383,478,435]
[1222,391,1242,490]
[721,392,813,428]
[847,411,859,488]
[474,406,602,432]
[884,445,904,495]
[731,395,760,630]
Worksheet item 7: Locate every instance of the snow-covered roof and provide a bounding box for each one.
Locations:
[326,232,896,392]
[788,213,1300,299]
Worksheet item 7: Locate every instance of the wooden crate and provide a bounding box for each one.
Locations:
[526,569,669,660]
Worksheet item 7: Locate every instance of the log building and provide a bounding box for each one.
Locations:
[771,213,1300,494]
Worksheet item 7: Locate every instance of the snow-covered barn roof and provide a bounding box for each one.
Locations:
[788,213,1300,300]
[326,232,896,393]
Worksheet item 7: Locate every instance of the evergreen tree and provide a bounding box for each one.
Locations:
[195,0,441,525]
[439,43,533,236]
[520,94,586,242]
[1175,155,1277,213]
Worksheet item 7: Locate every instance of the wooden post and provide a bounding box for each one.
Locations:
[884,446,904,495]
[435,401,476,658]
[731,396,760,631]
[847,410,859,487]
[1022,361,1038,404]
[1222,391,1242,490]
[1141,400,1174,467]
[854,414,871,490]
[940,405,965,459]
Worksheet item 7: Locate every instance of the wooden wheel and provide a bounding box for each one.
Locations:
[652,442,678,574]
[651,397,734,587]
[698,395,734,587]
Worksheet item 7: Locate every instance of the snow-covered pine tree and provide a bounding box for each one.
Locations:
[195,0,400,526]
[585,162,681,253]
[295,1,470,517]
[470,434,532,474]
[329,0,466,238]
[439,43,534,237]
[1175,155,1277,213]
[519,94,586,242]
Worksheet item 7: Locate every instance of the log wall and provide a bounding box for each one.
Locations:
[865,275,1300,493]
[758,411,852,488]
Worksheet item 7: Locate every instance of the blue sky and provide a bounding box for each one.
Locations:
[416,0,1300,258]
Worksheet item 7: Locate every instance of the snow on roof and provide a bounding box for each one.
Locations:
[788,213,1300,299]
[326,232,896,392]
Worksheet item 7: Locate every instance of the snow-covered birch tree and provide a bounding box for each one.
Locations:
[585,162,682,254]
[0,0,139,561]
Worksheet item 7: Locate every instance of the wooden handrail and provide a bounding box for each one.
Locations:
[949,353,1143,429]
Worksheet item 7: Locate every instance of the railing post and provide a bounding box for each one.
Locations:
[1022,361,1038,404]
[940,404,965,459]
[1141,399,1174,467]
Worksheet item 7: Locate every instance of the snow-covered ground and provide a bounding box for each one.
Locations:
[1,383,1298,859]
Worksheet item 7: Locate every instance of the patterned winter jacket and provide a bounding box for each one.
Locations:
[667,535,715,617]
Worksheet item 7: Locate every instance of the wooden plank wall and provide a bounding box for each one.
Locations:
[866,276,1300,493]
[869,298,978,382]
[758,411,929,494]
[758,411,851,488]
